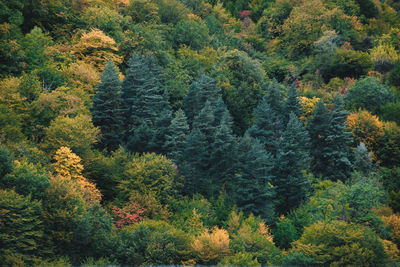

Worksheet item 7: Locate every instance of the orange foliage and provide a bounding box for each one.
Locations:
[346,109,384,157]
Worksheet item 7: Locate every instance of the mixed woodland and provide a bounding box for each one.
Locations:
[2,0,400,265]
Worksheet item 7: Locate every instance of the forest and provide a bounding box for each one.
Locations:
[1,0,400,266]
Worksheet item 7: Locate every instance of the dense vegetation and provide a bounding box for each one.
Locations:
[1,0,400,265]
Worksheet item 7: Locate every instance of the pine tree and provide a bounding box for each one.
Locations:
[91,60,122,151]
[193,100,216,145]
[247,96,281,155]
[121,54,148,133]
[209,111,237,195]
[323,95,353,181]
[182,127,209,196]
[285,84,302,123]
[164,109,189,162]
[274,113,311,214]
[307,100,330,176]
[184,74,221,123]
[234,134,276,222]
[122,54,172,153]
[213,96,228,127]
[265,79,285,116]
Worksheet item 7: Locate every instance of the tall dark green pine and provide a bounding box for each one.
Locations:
[274,113,311,215]
[182,127,209,197]
[184,74,221,124]
[213,96,228,127]
[284,84,302,124]
[264,79,285,116]
[323,95,353,181]
[209,110,237,195]
[122,54,172,153]
[164,109,189,162]
[192,100,216,145]
[307,100,330,176]
[234,134,276,222]
[121,54,148,136]
[247,96,281,155]
[91,60,123,151]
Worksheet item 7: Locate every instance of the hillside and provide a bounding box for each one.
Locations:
[1,0,400,265]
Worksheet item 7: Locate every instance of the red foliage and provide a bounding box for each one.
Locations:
[112,202,146,229]
[239,10,251,19]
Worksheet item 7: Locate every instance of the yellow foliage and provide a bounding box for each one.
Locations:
[346,109,384,156]
[383,214,400,247]
[382,239,400,263]
[53,146,101,205]
[192,227,231,264]
[72,29,122,70]
[299,96,320,121]
[63,61,100,93]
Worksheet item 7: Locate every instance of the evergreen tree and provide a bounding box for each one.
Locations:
[193,100,216,145]
[274,113,311,214]
[184,74,221,123]
[121,54,148,134]
[285,84,302,123]
[182,127,209,196]
[91,60,122,151]
[209,111,237,195]
[307,100,330,176]
[265,79,285,116]
[122,54,172,153]
[234,134,276,222]
[164,109,189,162]
[323,96,353,181]
[247,96,281,155]
[213,96,228,127]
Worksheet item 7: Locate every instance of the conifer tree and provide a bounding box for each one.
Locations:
[307,100,330,176]
[234,134,276,222]
[247,96,281,155]
[184,74,221,123]
[209,111,237,194]
[193,100,216,145]
[285,84,302,123]
[121,54,172,153]
[91,60,122,151]
[164,109,189,162]
[323,96,353,181]
[213,96,228,127]
[121,54,148,133]
[182,127,209,196]
[265,79,285,116]
[274,113,311,214]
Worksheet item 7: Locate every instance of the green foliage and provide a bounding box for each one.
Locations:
[345,76,396,115]
[290,220,387,266]
[41,114,100,156]
[117,153,179,204]
[21,26,52,72]
[214,49,266,134]
[0,146,12,178]
[323,96,353,181]
[274,113,311,214]
[118,220,192,265]
[172,19,210,50]
[315,48,373,82]
[273,217,298,249]
[0,189,44,265]
[164,109,189,162]
[234,134,275,221]
[91,60,123,151]
[1,160,50,200]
